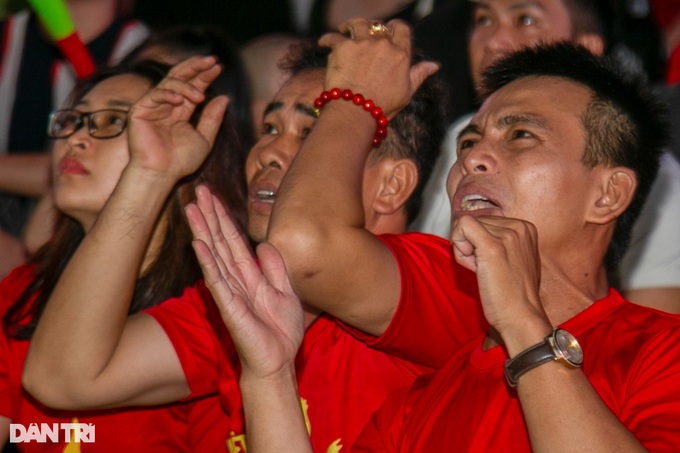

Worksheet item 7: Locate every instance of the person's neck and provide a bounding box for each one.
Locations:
[537,255,610,327]
[63,0,118,44]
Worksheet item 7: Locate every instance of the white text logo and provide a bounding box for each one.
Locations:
[9,423,95,443]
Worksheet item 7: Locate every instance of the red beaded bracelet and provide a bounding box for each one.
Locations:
[313,88,389,148]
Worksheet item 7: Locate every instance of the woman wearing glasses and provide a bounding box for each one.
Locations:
[0,57,247,451]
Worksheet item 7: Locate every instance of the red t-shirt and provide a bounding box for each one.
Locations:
[146,232,488,452]
[148,287,432,453]
[344,233,487,369]
[0,265,224,452]
[354,290,680,452]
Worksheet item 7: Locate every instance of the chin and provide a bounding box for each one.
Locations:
[246,220,267,245]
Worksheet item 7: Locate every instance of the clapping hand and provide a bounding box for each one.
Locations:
[186,185,304,379]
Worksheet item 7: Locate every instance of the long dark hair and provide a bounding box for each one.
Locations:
[3,61,248,339]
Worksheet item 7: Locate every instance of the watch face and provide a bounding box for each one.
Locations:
[554,329,583,366]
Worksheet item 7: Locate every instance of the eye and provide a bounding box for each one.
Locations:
[511,129,534,140]
[473,11,492,27]
[106,114,126,126]
[261,123,279,136]
[457,138,477,157]
[517,14,536,26]
[300,127,311,140]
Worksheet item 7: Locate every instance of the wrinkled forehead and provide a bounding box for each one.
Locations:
[471,75,592,127]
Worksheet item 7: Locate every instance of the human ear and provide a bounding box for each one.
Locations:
[588,168,637,224]
[373,159,419,216]
[574,33,605,57]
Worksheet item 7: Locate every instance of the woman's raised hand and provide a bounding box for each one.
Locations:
[128,56,229,182]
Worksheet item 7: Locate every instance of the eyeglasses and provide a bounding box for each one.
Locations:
[47,109,129,139]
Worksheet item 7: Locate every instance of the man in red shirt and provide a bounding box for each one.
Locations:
[23,44,461,452]
[191,20,680,452]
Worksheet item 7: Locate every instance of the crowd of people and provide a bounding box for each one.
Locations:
[1,0,679,451]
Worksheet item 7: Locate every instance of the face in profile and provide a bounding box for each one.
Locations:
[51,74,152,230]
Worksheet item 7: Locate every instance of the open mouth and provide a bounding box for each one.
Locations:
[256,189,275,203]
[461,194,498,211]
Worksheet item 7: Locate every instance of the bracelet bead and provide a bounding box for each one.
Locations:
[314,88,389,148]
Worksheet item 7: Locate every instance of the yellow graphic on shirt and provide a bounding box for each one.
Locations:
[227,431,247,452]
[301,397,311,434]
[224,397,343,452]
[326,438,343,452]
[62,417,80,453]
[301,397,344,453]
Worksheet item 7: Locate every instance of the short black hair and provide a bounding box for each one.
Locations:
[479,42,669,275]
[280,40,450,222]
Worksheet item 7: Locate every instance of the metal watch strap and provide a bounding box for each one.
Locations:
[504,339,555,388]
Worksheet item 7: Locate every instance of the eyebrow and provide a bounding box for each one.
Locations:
[263,101,318,119]
[497,113,548,129]
[457,123,480,143]
[456,113,548,143]
[75,99,133,109]
[471,0,544,12]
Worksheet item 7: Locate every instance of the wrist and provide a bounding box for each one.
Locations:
[499,315,553,358]
[314,88,389,148]
[504,328,584,388]
[240,363,298,393]
[119,164,177,195]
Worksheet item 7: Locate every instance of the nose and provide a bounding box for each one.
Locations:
[64,118,92,151]
[485,23,516,54]
[254,135,298,172]
[460,140,498,176]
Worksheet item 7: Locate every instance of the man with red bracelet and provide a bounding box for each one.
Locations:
[22,42,457,452]
[188,18,680,451]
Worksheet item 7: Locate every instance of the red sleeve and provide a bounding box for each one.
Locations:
[143,281,237,400]
[0,321,12,419]
[350,387,407,453]
[620,325,680,451]
[0,265,37,419]
[341,233,487,369]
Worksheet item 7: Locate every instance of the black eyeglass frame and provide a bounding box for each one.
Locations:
[46,108,130,140]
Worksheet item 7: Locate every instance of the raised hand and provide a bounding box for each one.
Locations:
[127,56,229,182]
[186,185,304,379]
[318,18,439,119]
[451,215,549,341]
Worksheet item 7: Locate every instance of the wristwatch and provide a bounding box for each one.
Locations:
[504,328,583,388]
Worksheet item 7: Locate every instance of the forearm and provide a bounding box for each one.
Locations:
[240,367,313,453]
[268,102,398,334]
[0,153,51,196]
[519,367,645,451]
[23,167,175,406]
[507,321,645,452]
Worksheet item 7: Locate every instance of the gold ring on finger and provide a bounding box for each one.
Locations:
[369,22,392,37]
